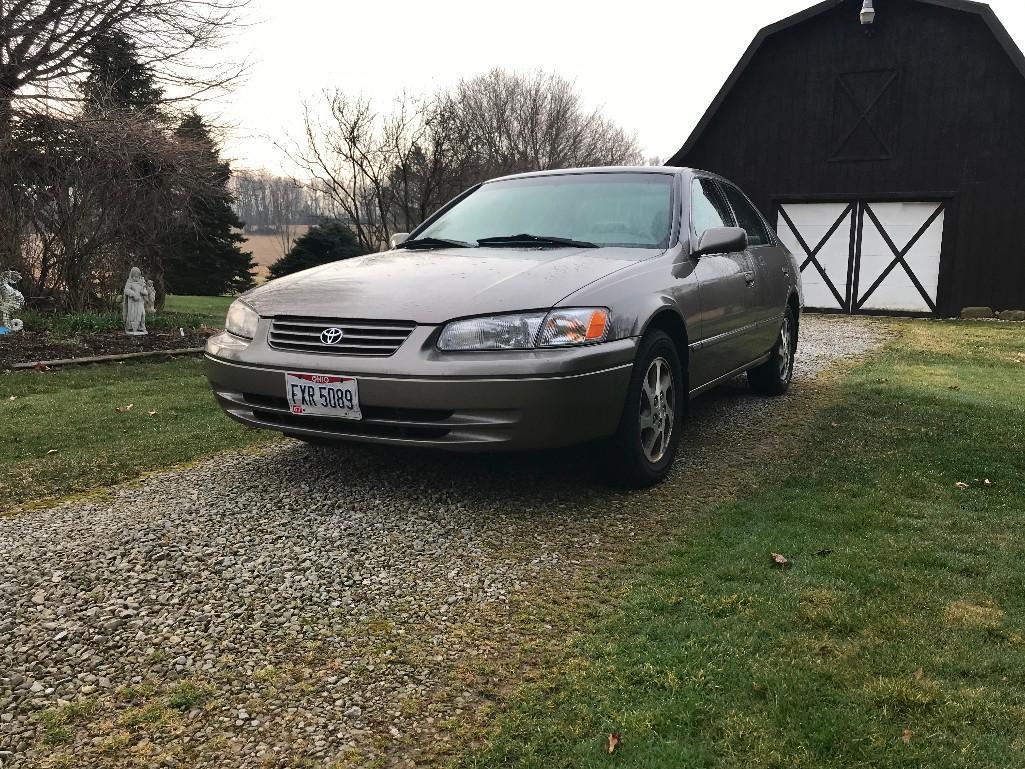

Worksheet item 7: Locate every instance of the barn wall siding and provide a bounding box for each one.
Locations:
[677,0,1025,315]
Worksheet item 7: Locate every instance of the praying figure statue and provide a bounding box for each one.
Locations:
[145,278,157,313]
[123,267,149,335]
[0,270,25,332]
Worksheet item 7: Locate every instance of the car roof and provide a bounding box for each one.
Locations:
[486,166,690,183]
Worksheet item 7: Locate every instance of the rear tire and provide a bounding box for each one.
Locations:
[748,306,797,395]
[608,330,686,488]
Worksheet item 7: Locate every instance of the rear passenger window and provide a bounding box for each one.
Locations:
[720,183,771,246]
[691,178,735,237]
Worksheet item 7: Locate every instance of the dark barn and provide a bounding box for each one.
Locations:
[669,0,1025,316]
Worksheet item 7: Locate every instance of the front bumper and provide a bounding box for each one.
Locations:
[204,326,638,451]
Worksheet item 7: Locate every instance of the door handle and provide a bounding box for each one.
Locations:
[744,271,756,286]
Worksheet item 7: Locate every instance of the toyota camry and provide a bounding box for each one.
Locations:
[205,167,802,486]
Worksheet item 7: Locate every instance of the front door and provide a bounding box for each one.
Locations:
[719,181,790,356]
[776,199,947,314]
[689,177,758,385]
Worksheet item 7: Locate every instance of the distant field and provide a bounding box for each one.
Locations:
[242,225,309,280]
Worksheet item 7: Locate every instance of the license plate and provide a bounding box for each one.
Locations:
[285,372,361,420]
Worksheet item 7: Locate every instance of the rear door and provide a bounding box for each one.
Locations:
[718,182,789,356]
[688,177,756,384]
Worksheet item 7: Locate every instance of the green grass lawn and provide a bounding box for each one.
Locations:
[1,358,271,511]
[163,294,233,323]
[467,320,1025,769]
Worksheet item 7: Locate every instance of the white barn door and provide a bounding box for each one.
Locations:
[856,203,945,313]
[775,200,946,315]
[776,203,854,310]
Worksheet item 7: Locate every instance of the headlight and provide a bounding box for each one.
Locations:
[437,312,546,351]
[537,308,609,347]
[225,300,259,340]
[437,308,610,351]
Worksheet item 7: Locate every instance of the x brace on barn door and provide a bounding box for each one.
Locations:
[776,203,853,309]
[776,200,946,314]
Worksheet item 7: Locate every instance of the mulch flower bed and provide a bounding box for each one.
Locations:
[0,329,214,368]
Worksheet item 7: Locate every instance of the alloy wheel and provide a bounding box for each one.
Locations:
[639,356,675,463]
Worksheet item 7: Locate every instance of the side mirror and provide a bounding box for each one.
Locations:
[693,226,748,257]
[390,233,410,249]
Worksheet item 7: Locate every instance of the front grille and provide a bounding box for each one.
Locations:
[268,316,416,356]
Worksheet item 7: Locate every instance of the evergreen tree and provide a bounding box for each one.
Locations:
[161,114,256,296]
[268,219,365,280]
[81,31,163,115]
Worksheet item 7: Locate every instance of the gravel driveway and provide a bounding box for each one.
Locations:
[0,315,889,768]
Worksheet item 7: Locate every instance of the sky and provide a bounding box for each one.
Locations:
[214,0,1025,175]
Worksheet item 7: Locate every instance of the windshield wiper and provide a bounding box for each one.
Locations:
[476,234,599,249]
[397,236,473,249]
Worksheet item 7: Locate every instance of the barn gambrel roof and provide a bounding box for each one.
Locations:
[668,0,1025,165]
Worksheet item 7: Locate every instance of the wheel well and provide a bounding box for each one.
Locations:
[645,310,689,371]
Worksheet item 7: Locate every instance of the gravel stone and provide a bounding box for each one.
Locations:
[0,314,887,768]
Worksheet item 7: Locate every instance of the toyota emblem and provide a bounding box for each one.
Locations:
[320,327,345,345]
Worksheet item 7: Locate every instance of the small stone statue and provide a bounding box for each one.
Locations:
[0,270,25,334]
[145,278,157,313]
[122,267,150,335]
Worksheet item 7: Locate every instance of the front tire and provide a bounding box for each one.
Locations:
[748,306,797,395]
[609,330,686,488]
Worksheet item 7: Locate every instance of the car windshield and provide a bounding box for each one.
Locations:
[415,173,674,249]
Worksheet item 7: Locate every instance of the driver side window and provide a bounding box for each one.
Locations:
[691,178,735,237]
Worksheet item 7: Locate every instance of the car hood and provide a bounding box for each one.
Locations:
[243,246,659,323]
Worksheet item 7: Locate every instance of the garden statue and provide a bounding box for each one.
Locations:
[0,270,25,334]
[122,267,150,335]
[145,278,157,313]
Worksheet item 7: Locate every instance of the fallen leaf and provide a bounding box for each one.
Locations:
[984,479,993,486]
[33,362,50,372]
[814,548,833,557]
[114,404,134,413]
[148,410,158,416]
[46,449,57,455]
[830,422,840,427]
[954,482,969,489]
[771,553,792,570]
[902,728,911,745]
[607,732,620,755]
[8,395,15,401]
[948,384,961,391]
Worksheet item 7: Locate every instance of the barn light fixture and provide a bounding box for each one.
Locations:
[860,0,876,26]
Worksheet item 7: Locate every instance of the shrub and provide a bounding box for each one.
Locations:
[268,219,365,279]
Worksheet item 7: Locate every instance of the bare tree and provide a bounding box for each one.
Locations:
[0,0,248,122]
[292,70,641,252]
[444,69,642,178]
[12,106,235,309]
[0,0,249,268]
[292,93,402,252]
